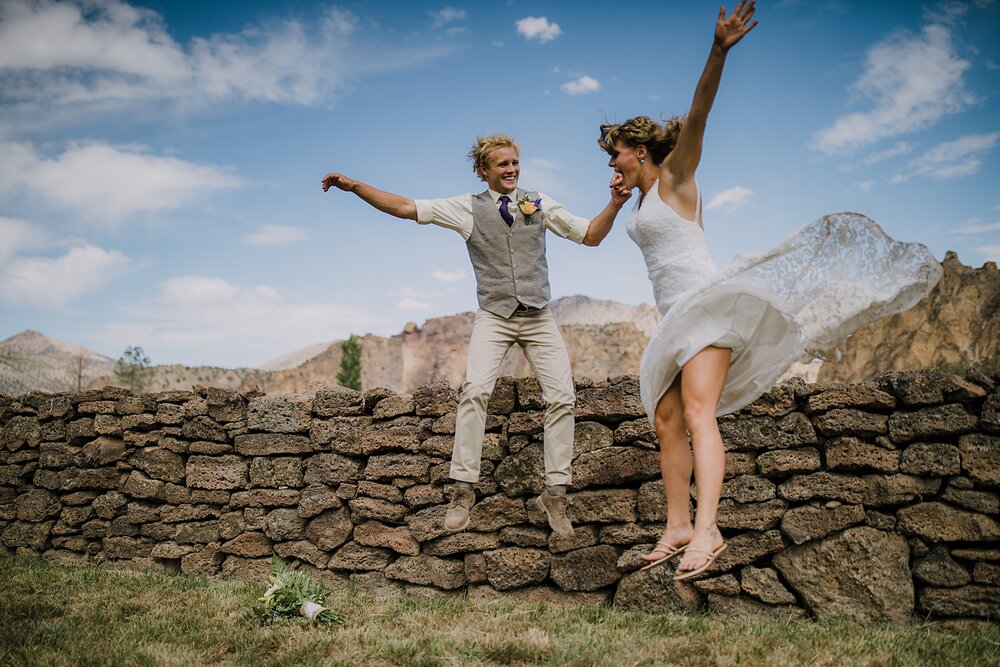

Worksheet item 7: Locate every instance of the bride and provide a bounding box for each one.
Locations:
[599,0,941,580]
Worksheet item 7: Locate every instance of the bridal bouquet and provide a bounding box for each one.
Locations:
[254,554,344,626]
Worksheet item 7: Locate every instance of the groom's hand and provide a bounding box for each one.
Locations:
[322,172,357,192]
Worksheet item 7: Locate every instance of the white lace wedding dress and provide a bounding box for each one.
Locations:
[628,182,943,419]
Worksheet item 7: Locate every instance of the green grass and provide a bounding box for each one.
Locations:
[1,555,998,666]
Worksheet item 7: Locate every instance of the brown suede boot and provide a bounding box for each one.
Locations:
[444,486,475,532]
[535,489,574,539]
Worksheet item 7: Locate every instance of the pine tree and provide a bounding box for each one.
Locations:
[336,335,362,391]
[115,345,153,393]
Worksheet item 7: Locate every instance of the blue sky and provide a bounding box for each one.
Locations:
[1,0,997,368]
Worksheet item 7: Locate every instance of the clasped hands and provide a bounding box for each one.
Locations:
[611,171,632,205]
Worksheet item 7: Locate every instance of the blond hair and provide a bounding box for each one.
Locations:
[468,134,520,181]
[597,115,684,165]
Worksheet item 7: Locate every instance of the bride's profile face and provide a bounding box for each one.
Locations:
[607,139,641,189]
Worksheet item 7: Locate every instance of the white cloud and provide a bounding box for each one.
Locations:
[519,158,568,198]
[243,224,311,246]
[99,275,373,366]
[0,244,132,309]
[922,1,970,25]
[892,131,1000,183]
[705,186,754,213]
[397,297,432,311]
[160,276,240,308]
[185,9,359,106]
[953,219,1000,234]
[399,285,447,299]
[0,0,456,124]
[562,75,600,95]
[856,180,876,194]
[432,269,467,282]
[976,244,1000,262]
[0,217,132,307]
[810,22,976,154]
[861,141,913,166]
[0,139,242,224]
[0,0,186,77]
[430,7,466,27]
[526,158,559,171]
[0,217,50,260]
[516,17,562,43]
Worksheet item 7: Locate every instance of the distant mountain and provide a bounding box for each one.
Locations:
[5,257,996,398]
[0,330,116,395]
[0,297,659,396]
[258,342,332,372]
[258,296,660,394]
[0,330,276,396]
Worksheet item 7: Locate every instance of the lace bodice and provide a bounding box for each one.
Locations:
[626,183,716,314]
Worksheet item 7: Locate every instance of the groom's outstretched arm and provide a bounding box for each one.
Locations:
[322,172,417,220]
[581,172,632,246]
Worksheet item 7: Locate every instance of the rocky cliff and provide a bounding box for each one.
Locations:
[818,252,1000,382]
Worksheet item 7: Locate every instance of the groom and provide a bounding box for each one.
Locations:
[322,133,628,538]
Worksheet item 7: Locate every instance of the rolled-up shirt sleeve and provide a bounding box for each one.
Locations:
[414,194,474,240]
[537,191,589,244]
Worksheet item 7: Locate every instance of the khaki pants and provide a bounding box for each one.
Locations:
[451,307,575,486]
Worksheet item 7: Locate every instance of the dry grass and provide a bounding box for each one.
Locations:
[1,555,998,666]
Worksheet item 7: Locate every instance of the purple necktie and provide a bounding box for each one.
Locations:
[499,195,514,226]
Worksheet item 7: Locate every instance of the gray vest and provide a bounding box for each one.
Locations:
[466,189,551,318]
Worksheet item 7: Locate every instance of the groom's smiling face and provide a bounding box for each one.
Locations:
[481,146,520,195]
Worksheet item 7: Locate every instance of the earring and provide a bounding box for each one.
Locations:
[639,159,645,164]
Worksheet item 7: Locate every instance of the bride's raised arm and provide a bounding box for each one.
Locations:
[663,1,758,187]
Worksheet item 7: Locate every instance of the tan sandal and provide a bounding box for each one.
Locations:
[638,539,688,572]
[673,542,728,581]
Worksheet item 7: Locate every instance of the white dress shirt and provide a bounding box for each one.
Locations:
[413,188,589,244]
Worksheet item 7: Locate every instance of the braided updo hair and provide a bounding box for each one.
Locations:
[598,115,684,165]
[468,133,520,182]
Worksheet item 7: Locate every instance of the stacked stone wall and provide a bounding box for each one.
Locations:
[1,369,997,622]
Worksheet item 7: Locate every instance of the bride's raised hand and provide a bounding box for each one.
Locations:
[715,0,758,51]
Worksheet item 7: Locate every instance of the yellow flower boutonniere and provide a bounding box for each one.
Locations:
[517,194,542,218]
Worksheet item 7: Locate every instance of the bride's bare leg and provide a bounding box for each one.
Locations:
[643,376,694,561]
[675,345,731,576]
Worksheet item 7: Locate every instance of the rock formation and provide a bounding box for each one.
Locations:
[818,252,1000,382]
